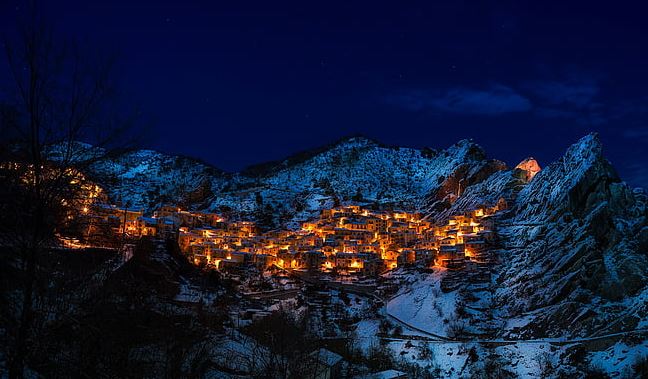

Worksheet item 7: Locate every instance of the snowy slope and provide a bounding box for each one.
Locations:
[86,149,231,211]
[495,134,648,338]
[225,137,506,227]
[81,136,507,226]
[372,134,648,377]
[386,270,458,338]
[61,133,648,377]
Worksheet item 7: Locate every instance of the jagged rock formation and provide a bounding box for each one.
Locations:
[429,156,535,223]
[495,134,648,338]
[515,157,541,182]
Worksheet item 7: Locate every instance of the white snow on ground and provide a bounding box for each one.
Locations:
[355,318,382,353]
[504,314,535,331]
[174,280,203,303]
[174,277,218,304]
[386,340,572,379]
[386,270,456,338]
[388,340,466,375]
[589,340,648,377]
[496,342,566,378]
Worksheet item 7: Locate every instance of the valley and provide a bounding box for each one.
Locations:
[3,133,648,378]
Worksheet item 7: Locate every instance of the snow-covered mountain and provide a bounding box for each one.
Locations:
[410,133,648,341]
[76,135,648,338]
[86,148,231,211]
[81,136,506,227]
[62,133,648,376]
[495,134,648,339]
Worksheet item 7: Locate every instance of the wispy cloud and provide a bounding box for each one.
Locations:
[525,78,600,108]
[533,106,608,126]
[622,127,648,139]
[623,163,648,190]
[385,70,647,131]
[520,73,611,126]
[386,84,531,116]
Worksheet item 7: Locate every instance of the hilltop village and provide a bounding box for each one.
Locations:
[78,201,503,278]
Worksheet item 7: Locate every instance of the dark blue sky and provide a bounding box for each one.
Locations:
[2,1,647,187]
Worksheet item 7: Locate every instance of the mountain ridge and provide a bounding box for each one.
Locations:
[494,133,648,338]
[75,135,510,225]
[47,133,648,376]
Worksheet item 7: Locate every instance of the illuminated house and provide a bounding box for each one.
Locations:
[90,203,143,235]
[334,253,365,272]
[304,250,325,270]
[342,218,368,230]
[136,216,158,236]
[219,252,250,269]
[436,244,465,269]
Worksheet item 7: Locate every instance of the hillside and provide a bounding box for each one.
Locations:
[495,134,648,339]
[46,133,648,377]
[82,136,507,228]
[383,135,648,340]
[81,148,231,211]
[72,135,648,341]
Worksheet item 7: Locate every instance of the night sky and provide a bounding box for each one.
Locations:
[1,1,647,188]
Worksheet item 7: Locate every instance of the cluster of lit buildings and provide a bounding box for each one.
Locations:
[81,204,217,241]
[1,155,515,277]
[173,204,501,276]
[74,197,500,276]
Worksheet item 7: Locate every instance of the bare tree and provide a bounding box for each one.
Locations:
[242,309,319,378]
[0,5,135,378]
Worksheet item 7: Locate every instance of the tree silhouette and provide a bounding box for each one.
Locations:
[0,6,135,377]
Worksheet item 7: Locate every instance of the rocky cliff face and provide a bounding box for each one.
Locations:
[428,156,536,223]
[515,157,541,182]
[494,134,648,338]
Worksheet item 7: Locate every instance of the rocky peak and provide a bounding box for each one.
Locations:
[495,134,648,339]
[563,132,603,165]
[445,138,487,162]
[514,133,619,220]
[330,135,378,149]
[514,157,541,182]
